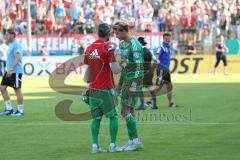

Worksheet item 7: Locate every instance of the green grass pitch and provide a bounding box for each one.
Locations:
[0,74,240,160]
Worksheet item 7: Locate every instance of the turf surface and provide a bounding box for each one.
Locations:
[0,74,240,160]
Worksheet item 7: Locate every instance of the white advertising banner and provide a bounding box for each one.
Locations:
[23,56,85,76]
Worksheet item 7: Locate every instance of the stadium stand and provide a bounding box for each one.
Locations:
[0,0,239,54]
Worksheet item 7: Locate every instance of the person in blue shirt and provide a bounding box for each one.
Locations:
[155,32,178,108]
[0,29,24,116]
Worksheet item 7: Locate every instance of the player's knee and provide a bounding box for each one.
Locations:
[0,86,6,93]
[167,83,173,90]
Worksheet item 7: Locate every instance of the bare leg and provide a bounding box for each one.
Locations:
[14,88,23,105]
[0,85,12,112]
[0,85,10,101]
[224,67,228,75]
[214,67,217,75]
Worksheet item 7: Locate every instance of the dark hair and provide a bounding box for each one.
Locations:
[98,23,111,38]
[138,37,147,46]
[6,29,16,37]
[163,32,171,38]
[118,27,128,32]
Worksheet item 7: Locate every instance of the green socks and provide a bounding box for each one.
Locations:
[125,113,138,140]
[91,118,101,145]
[92,117,119,145]
[110,116,118,144]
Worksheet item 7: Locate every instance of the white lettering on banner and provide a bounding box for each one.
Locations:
[151,35,162,49]
[32,38,37,51]
[52,38,59,51]
[17,33,163,54]
[38,38,45,50]
[80,35,97,49]
[59,38,68,51]
[46,37,51,51]
[20,38,28,51]
[68,37,74,51]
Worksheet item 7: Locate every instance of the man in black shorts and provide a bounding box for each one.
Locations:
[0,29,24,116]
[155,32,178,108]
[214,35,229,75]
[135,37,158,110]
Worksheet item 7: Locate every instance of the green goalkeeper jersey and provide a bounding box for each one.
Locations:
[120,36,144,83]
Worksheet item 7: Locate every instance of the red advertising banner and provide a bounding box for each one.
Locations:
[17,32,163,55]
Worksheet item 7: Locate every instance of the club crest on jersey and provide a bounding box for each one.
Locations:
[89,49,100,59]
[133,52,140,58]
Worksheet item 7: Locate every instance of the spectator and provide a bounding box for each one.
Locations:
[44,8,55,34]
[40,44,48,56]
[70,1,83,28]
[0,0,239,55]
[157,9,166,32]
[55,1,66,28]
[165,12,174,32]
[2,14,12,35]
[179,9,189,42]
[185,40,196,55]
[21,1,27,20]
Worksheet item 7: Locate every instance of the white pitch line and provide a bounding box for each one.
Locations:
[0,122,239,126]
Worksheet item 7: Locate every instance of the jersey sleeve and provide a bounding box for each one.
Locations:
[158,47,164,61]
[106,44,116,64]
[84,49,89,65]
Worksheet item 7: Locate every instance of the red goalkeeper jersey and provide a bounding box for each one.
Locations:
[84,40,116,90]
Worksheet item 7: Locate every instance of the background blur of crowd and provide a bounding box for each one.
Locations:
[0,0,239,54]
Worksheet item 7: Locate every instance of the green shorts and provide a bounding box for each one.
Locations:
[121,85,142,108]
[89,88,118,118]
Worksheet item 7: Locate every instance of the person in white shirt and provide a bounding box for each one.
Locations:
[0,39,9,76]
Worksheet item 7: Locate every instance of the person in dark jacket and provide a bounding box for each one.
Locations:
[136,37,158,110]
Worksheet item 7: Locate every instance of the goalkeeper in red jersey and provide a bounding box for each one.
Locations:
[83,23,123,153]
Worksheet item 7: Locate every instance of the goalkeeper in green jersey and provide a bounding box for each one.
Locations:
[113,21,144,151]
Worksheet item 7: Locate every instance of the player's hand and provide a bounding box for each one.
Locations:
[119,57,128,68]
[82,89,90,97]
[6,70,13,77]
[119,40,124,48]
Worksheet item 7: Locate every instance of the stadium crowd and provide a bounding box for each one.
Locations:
[0,0,239,43]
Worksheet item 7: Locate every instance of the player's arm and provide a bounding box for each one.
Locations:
[11,53,21,69]
[83,49,92,83]
[11,45,23,70]
[151,50,158,63]
[83,65,92,83]
[7,49,21,77]
[152,47,161,64]
[109,62,122,74]
[224,45,229,53]
[107,44,126,74]
[156,47,164,65]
